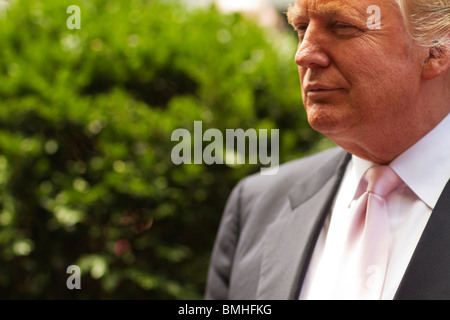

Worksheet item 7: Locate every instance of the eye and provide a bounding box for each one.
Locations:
[295,24,308,39]
[336,24,353,29]
[332,22,360,36]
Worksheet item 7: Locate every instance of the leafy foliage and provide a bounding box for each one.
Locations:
[0,0,331,299]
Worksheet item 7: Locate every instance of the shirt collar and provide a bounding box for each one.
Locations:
[350,155,375,196]
[390,113,450,209]
[347,113,450,209]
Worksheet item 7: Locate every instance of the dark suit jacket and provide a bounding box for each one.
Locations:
[205,147,450,300]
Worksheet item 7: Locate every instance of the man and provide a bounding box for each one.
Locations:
[205,0,450,300]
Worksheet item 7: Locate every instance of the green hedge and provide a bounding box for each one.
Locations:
[0,0,332,299]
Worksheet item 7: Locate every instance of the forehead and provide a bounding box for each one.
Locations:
[288,0,373,22]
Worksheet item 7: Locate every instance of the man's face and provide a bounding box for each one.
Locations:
[290,0,424,145]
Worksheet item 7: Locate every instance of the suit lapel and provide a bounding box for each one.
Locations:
[394,178,450,300]
[256,150,350,299]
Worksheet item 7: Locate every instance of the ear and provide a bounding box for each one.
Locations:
[422,45,450,80]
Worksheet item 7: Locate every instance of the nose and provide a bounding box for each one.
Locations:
[295,25,331,69]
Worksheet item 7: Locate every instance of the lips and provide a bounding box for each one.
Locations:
[304,83,342,93]
[304,83,344,99]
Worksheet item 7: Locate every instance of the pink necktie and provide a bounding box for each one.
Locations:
[339,165,403,299]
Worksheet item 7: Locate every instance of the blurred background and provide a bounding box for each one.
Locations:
[0,0,334,299]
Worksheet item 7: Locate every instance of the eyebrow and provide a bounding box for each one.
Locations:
[287,2,367,27]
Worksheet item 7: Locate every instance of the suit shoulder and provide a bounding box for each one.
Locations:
[240,146,346,193]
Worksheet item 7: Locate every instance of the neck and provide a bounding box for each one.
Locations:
[331,106,449,165]
[329,72,450,164]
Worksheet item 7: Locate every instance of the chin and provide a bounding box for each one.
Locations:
[306,107,353,136]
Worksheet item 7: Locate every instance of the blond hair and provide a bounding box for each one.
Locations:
[395,0,450,56]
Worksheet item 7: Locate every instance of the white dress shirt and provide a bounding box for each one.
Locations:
[300,113,450,300]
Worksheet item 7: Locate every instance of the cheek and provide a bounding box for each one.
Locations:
[341,32,419,85]
[339,43,418,108]
[339,43,386,87]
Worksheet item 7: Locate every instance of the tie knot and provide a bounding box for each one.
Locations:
[365,165,402,197]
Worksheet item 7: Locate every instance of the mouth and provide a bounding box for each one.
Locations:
[304,84,344,97]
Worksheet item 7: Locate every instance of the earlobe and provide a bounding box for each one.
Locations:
[422,47,450,80]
